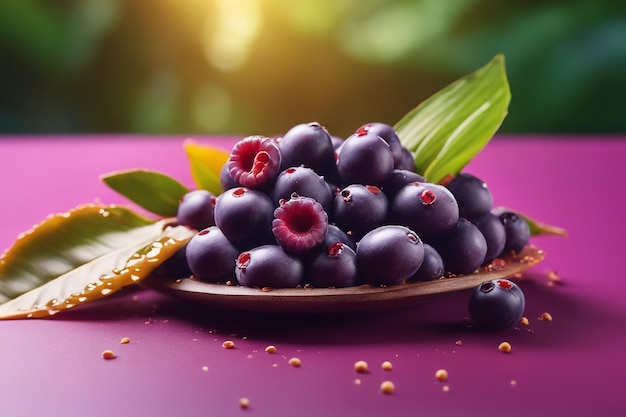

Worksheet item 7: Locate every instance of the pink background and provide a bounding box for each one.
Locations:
[1,135,625,416]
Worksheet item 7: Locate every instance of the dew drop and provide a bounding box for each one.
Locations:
[101,288,113,296]
[419,189,436,205]
[131,274,141,282]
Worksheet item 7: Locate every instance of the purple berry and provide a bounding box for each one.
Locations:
[185,226,240,283]
[498,211,530,253]
[428,218,487,275]
[333,184,388,239]
[228,136,281,190]
[445,173,494,220]
[214,187,275,249]
[468,279,525,330]
[176,189,217,231]
[307,242,358,288]
[356,225,424,286]
[390,182,459,238]
[235,245,303,288]
[337,130,394,186]
[277,122,335,176]
[409,244,444,282]
[271,166,334,215]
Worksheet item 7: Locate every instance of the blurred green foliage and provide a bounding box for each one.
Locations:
[1,0,624,137]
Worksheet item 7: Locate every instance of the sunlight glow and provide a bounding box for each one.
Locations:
[203,0,262,72]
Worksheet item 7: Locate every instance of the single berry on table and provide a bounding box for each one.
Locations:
[468,279,526,330]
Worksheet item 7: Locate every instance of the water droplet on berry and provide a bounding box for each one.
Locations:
[236,252,251,269]
[355,125,370,136]
[327,242,344,257]
[366,185,382,194]
[497,279,513,290]
[419,190,436,205]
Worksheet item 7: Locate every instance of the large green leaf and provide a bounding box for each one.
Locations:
[395,54,511,183]
[101,169,190,217]
[184,139,230,195]
[0,204,194,319]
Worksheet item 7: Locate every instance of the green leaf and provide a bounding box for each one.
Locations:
[184,139,230,195]
[101,169,190,217]
[521,213,568,237]
[395,54,511,183]
[0,204,194,319]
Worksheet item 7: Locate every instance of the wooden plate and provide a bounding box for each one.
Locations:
[143,245,545,313]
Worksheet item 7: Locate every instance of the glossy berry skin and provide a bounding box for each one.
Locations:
[278,122,335,176]
[337,131,394,187]
[468,279,525,330]
[382,169,425,198]
[356,225,424,286]
[185,227,240,283]
[220,162,240,191]
[355,122,404,167]
[471,212,506,263]
[395,146,416,171]
[390,182,459,238]
[307,242,358,288]
[214,187,275,249]
[499,211,531,253]
[271,166,334,215]
[272,195,328,254]
[323,224,357,252]
[409,244,444,282]
[176,189,217,231]
[428,218,487,275]
[235,244,303,288]
[228,136,282,190]
[445,173,494,220]
[333,184,388,239]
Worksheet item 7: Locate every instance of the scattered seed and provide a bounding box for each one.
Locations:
[101,350,116,360]
[442,385,450,392]
[120,337,130,344]
[498,341,512,353]
[239,397,250,409]
[288,357,301,367]
[354,378,362,385]
[547,271,561,282]
[265,345,277,354]
[539,312,553,322]
[510,380,518,387]
[435,369,448,382]
[380,380,395,394]
[201,366,209,372]
[520,317,530,326]
[222,340,235,349]
[381,361,393,371]
[455,340,463,346]
[261,287,272,292]
[354,360,368,373]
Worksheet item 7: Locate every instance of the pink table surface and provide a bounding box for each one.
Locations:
[1,135,625,417]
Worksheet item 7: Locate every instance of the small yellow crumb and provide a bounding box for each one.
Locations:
[354,378,362,385]
[381,361,393,371]
[120,337,130,344]
[455,339,463,346]
[239,397,250,409]
[498,341,512,353]
[201,366,209,372]
[380,380,395,394]
[510,380,518,387]
[101,350,116,360]
[442,385,450,392]
[354,360,368,373]
[547,271,560,282]
[435,369,448,382]
[222,340,235,349]
[539,312,553,322]
[520,317,530,326]
[288,357,301,367]
[265,345,277,353]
